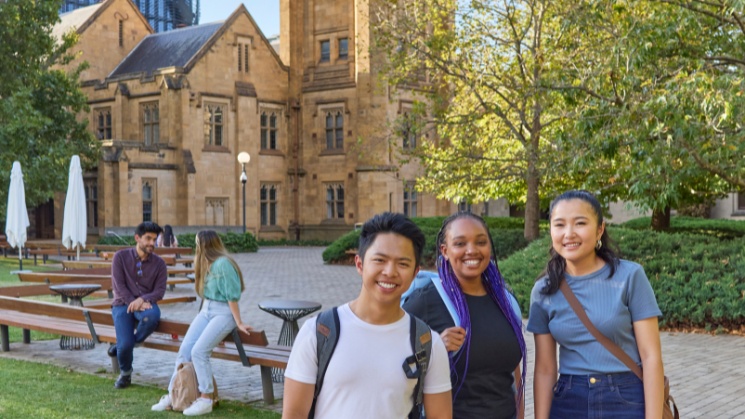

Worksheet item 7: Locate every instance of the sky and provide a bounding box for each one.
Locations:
[199,1,280,37]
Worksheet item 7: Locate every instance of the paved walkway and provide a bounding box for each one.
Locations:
[1,247,744,417]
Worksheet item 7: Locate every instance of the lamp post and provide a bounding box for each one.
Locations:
[237,152,250,234]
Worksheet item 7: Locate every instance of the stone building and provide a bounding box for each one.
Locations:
[51,0,509,241]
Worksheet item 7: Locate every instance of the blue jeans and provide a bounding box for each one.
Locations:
[550,372,645,418]
[111,304,161,374]
[168,300,236,394]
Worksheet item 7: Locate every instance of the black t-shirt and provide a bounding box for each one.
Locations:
[403,282,521,419]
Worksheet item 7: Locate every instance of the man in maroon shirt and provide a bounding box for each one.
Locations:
[109,221,168,389]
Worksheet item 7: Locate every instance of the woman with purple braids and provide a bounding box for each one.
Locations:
[403,212,527,419]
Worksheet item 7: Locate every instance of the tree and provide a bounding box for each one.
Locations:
[561,0,745,229]
[373,0,745,233]
[0,0,98,221]
[372,0,614,240]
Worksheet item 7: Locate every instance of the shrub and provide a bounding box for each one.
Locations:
[96,235,135,246]
[322,218,536,267]
[621,216,745,239]
[177,232,259,253]
[258,239,332,247]
[500,226,745,332]
[322,229,360,263]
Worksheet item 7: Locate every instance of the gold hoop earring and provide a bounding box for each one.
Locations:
[596,239,602,250]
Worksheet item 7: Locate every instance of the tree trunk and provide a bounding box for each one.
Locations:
[651,206,671,231]
[524,139,541,241]
[524,178,540,241]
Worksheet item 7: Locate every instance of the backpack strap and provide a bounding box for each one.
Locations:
[309,307,340,418]
[429,274,461,327]
[404,314,433,418]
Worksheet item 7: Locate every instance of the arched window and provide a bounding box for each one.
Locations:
[204,104,225,146]
[142,102,159,145]
[326,183,345,219]
[142,180,155,222]
[325,111,344,150]
[260,184,278,226]
[261,112,278,150]
[401,112,417,149]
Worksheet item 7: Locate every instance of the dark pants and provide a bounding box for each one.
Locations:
[550,372,645,418]
[111,304,161,374]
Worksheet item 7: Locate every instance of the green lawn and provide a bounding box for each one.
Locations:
[0,255,56,284]
[0,358,280,418]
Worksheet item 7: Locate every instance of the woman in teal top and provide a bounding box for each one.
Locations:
[151,230,252,416]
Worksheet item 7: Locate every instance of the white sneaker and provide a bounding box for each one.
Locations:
[183,397,212,416]
[151,394,171,411]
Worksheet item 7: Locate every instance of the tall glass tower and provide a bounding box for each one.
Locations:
[59,0,200,32]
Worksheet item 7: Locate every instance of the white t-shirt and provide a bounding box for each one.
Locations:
[284,303,452,418]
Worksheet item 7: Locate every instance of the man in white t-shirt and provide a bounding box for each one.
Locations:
[282,212,452,419]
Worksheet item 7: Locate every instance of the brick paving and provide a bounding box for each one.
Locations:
[1,247,744,417]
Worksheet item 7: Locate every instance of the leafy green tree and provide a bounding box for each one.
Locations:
[0,0,98,220]
[562,0,745,229]
[372,0,611,240]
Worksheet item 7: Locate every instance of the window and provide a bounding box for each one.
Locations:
[338,38,349,59]
[96,108,112,140]
[404,183,418,217]
[401,112,417,149]
[261,112,278,150]
[320,40,330,62]
[237,41,249,72]
[119,20,123,47]
[204,103,224,146]
[85,179,98,229]
[325,111,344,150]
[142,102,159,146]
[738,192,745,210]
[326,184,345,219]
[142,180,156,222]
[261,184,278,226]
[205,198,228,226]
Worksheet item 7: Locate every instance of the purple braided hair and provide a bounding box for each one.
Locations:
[436,212,527,410]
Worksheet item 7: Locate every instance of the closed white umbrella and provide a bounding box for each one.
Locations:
[5,161,30,270]
[61,155,87,260]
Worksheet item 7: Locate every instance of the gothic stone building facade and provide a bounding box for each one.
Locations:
[53,0,510,241]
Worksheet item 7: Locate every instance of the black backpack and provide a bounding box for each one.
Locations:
[309,307,433,419]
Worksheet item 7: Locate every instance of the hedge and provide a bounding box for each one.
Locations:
[177,232,259,253]
[322,217,538,266]
[620,215,745,239]
[500,227,745,332]
[96,235,136,246]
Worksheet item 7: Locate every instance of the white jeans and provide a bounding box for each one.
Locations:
[168,300,236,394]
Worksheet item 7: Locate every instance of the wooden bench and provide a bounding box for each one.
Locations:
[0,234,11,257]
[17,271,111,284]
[19,269,194,291]
[82,295,198,309]
[0,296,290,404]
[63,256,194,269]
[0,281,195,306]
[0,280,114,299]
[94,245,193,257]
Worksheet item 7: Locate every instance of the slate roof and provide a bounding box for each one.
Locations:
[109,21,223,78]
